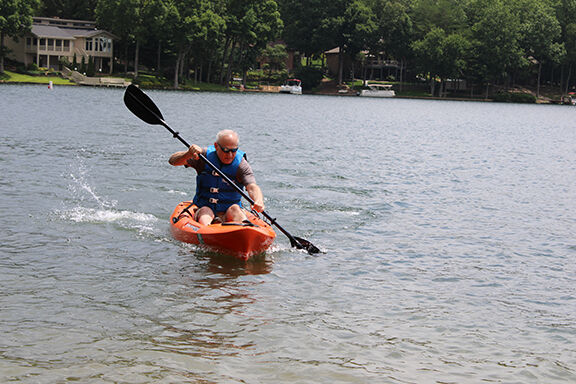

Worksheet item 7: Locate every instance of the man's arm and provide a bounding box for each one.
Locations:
[169,144,203,166]
[246,183,265,212]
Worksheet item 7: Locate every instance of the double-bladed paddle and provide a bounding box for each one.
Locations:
[123,84,321,255]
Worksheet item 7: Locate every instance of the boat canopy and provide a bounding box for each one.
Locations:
[367,83,393,88]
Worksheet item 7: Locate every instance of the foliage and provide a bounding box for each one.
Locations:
[87,56,95,76]
[0,0,38,73]
[293,66,324,89]
[412,28,470,79]
[261,43,288,70]
[247,68,288,83]
[38,0,97,20]
[279,0,329,57]
[493,91,536,103]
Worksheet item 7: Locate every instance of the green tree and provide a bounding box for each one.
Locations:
[0,0,37,73]
[87,55,95,76]
[469,0,524,95]
[168,0,226,88]
[556,0,576,92]
[279,0,327,62]
[261,43,288,71]
[412,27,470,95]
[514,0,564,96]
[220,0,283,86]
[38,0,97,20]
[322,0,378,84]
[411,0,468,38]
[368,0,413,85]
[96,0,144,75]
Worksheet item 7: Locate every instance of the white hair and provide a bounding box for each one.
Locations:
[216,129,238,143]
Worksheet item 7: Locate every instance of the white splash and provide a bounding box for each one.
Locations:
[57,150,161,235]
[60,206,158,225]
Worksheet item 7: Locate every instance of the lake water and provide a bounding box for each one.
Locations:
[1,84,575,383]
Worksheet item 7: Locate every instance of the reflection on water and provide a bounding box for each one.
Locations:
[141,248,271,371]
[194,250,274,277]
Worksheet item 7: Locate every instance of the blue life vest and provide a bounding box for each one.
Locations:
[193,145,246,213]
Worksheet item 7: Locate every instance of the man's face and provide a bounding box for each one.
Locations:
[215,134,239,164]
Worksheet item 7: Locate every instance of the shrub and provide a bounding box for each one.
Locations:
[293,66,324,90]
[510,92,536,103]
[87,56,95,76]
[493,91,536,103]
[59,57,70,69]
[246,69,288,84]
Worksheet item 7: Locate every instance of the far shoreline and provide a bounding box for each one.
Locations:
[1,78,570,105]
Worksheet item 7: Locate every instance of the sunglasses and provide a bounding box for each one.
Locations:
[217,143,239,153]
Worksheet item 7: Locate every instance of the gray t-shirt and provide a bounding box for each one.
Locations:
[185,149,256,186]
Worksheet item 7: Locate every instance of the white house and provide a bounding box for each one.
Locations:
[6,17,116,73]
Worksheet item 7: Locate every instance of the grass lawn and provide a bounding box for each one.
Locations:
[136,73,231,92]
[1,70,75,85]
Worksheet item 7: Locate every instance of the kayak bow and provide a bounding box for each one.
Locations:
[170,201,276,260]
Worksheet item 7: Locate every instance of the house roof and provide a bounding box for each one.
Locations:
[31,24,117,40]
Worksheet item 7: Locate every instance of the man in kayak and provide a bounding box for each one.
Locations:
[169,129,265,225]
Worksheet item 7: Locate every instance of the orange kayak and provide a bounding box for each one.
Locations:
[170,201,276,260]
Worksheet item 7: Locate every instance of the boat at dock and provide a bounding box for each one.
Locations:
[279,79,302,94]
[358,83,395,98]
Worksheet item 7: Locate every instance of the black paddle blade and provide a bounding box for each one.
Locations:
[124,84,164,125]
[292,236,322,254]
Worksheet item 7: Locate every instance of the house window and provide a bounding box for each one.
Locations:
[26,37,32,48]
[93,37,110,52]
[55,39,62,51]
[63,40,70,51]
[85,38,93,51]
[48,39,54,50]
[102,37,112,52]
[39,38,46,50]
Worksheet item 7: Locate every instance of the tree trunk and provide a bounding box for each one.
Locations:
[207,59,213,83]
[560,64,564,95]
[181,50,189,81]
[124,44,129,74]
[0,30,5,73]
[399,58,405,91]
[174,47,184,89]
[156,41,162,75]
[134,40,140,78]
[225,42,237,87]
[337,46,344,85]
[537,61,542,98]
[565,63,572,95]
[179,50,186,82]
[219,37,231,84]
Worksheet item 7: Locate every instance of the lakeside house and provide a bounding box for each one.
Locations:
[325,47,400,81]
[5,17,116,73]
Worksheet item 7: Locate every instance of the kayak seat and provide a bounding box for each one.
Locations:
[222,220,259,227]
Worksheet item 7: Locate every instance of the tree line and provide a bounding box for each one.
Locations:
[2,0,576,96]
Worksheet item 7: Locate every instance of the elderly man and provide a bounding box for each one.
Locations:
[169,129,265,225]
